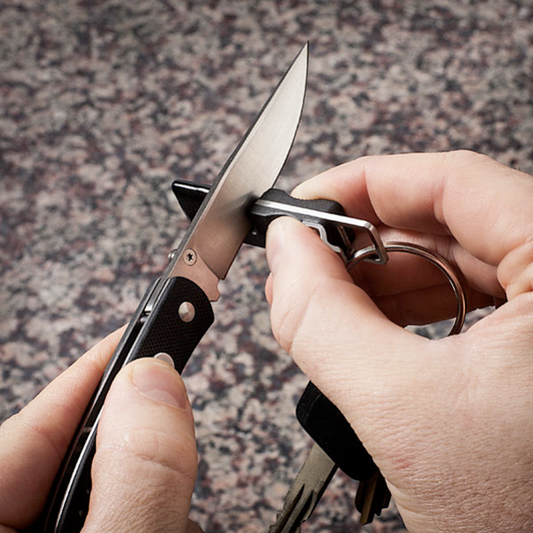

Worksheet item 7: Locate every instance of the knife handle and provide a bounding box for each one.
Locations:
[40,276,214,533]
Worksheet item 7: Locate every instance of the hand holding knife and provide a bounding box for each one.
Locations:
[40,44,466,532]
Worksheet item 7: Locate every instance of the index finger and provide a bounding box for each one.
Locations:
[294,151,533,268]
[0,327,124,530]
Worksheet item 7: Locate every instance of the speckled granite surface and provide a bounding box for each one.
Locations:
[1,1,532,531]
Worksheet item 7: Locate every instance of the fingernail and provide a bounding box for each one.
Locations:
[266,217,288,275]
[132,359,188,410]
[153,352,175,368]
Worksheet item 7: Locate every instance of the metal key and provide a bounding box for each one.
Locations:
[296,382,391,525]
[269,443,337,533]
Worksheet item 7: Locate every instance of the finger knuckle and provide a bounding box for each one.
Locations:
[444,149,485,164]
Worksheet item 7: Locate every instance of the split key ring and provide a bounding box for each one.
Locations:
[346,241,466,336]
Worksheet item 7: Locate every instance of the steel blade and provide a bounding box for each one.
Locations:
[165,44,308,300]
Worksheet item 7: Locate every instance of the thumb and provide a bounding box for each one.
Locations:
[266,217,435,428]
[83,357,199,533]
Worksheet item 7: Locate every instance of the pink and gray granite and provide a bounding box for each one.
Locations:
[1,1,532,531]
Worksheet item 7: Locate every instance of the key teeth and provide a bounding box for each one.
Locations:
[268,511,279,532]
[269,484,305,533]
[269,444,337,532]
[269,483,325,532]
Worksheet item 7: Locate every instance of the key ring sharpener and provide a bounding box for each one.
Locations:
[347,241,466,336]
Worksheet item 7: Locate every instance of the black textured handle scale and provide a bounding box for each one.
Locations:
[296,381,378,481]
[41,277,214,533]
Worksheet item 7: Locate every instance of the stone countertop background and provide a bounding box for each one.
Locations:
[1,1,532,531]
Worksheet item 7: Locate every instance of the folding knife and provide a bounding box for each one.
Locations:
[40,44,308,533]
[41,44,387,532]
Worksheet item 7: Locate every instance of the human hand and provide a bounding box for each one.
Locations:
[265,151,533,532]
[0,328,201,533]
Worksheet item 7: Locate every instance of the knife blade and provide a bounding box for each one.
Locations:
[40,43,308,533]
[164,43,309,301]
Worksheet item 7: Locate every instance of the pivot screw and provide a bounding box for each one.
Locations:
[183,249,197,266]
